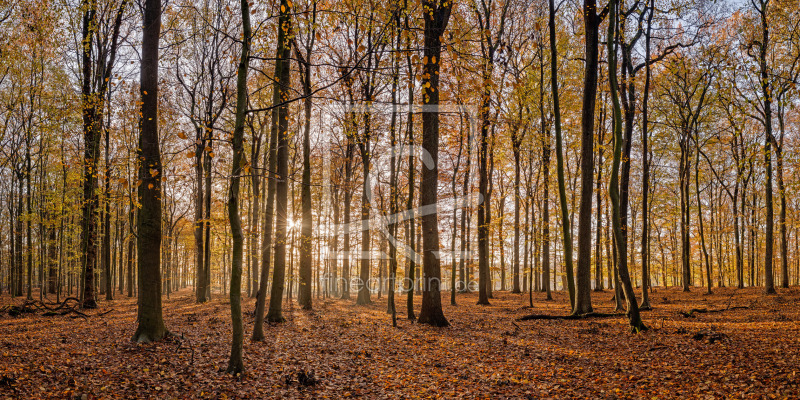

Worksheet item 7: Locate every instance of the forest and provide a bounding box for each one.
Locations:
[1,0,799,397]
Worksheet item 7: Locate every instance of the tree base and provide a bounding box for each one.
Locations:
[82,299,98,309]
[628,320,648,334]
[266,314,286,323]
[226,361,244,377]
[355,298,372,306]
[418,312,449,327]
[132,327,170,344]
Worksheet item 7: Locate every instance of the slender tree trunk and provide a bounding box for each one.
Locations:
[757,0,776,294]
[297,14,316,309]
[607,0,646,331]
[225,0,251,373]
[127,202,134,298]
[695,135,712,294]
[252,80,278,340]
[776,116,788,288]
[194,124,206,302]
[639,1,654,308]
[550,0,575,308]
[266,0,292,322]
[103,124,112,301]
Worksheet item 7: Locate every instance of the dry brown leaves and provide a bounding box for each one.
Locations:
[1,286,799,399]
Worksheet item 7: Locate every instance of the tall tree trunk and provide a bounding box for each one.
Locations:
[512,146,521,294]
[127,201,134,297]
[79,0,100,309]
[477,59,492,306]
[540,31,552,301]
[607,0,646,332]
[103,121,112,301]
[776,113,788,288]
[595,101,605,292]
[573,0,601,315]
[417,0,452,327]
[639,0,654,308]
[296,10,316,309]
[249,124,261,298]
[266,0,292,322]
[680,137,691,291]
[132,0,167,343]
[387,27,401,319]
[405,86,416,319]
[25,131,33,300]
[694,135,712,294]
[252,59,279,340]
[549,0,574,307]
[194,124,206,302]
[356,118,372,306]
[225,0,251,373]
[756,0,776,294]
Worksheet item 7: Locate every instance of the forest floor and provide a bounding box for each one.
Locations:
[1,286,799,399]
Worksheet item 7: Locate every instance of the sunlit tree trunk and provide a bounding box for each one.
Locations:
[225,0,251,373]
[266,0,292,322]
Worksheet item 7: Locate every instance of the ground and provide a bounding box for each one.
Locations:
[1,286,799,399]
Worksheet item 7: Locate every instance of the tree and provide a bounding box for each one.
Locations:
[295,0,317,310]
[132,0,167,343]
[78,0,127,309]
[607,0,646,332]
[475,0,509,306]
[224,0,251,375]
[266,0,293,323]
[416,0,453,328]
[573,0,607,315]
[174,0,235,304]
[749,0,776,294]
[549,0,575,309]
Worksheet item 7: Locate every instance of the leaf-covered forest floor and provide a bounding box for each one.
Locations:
[1,286,799,399]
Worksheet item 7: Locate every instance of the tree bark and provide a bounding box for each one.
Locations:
[417,0,452,327]
[132,0,168,343]
[225,0,251,373]
[266,0,292,322]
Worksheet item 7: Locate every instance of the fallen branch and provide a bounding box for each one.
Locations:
[679,306,749,318]
[3,298,90,318]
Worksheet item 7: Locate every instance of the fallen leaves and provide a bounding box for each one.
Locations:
[0,287,798,398]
